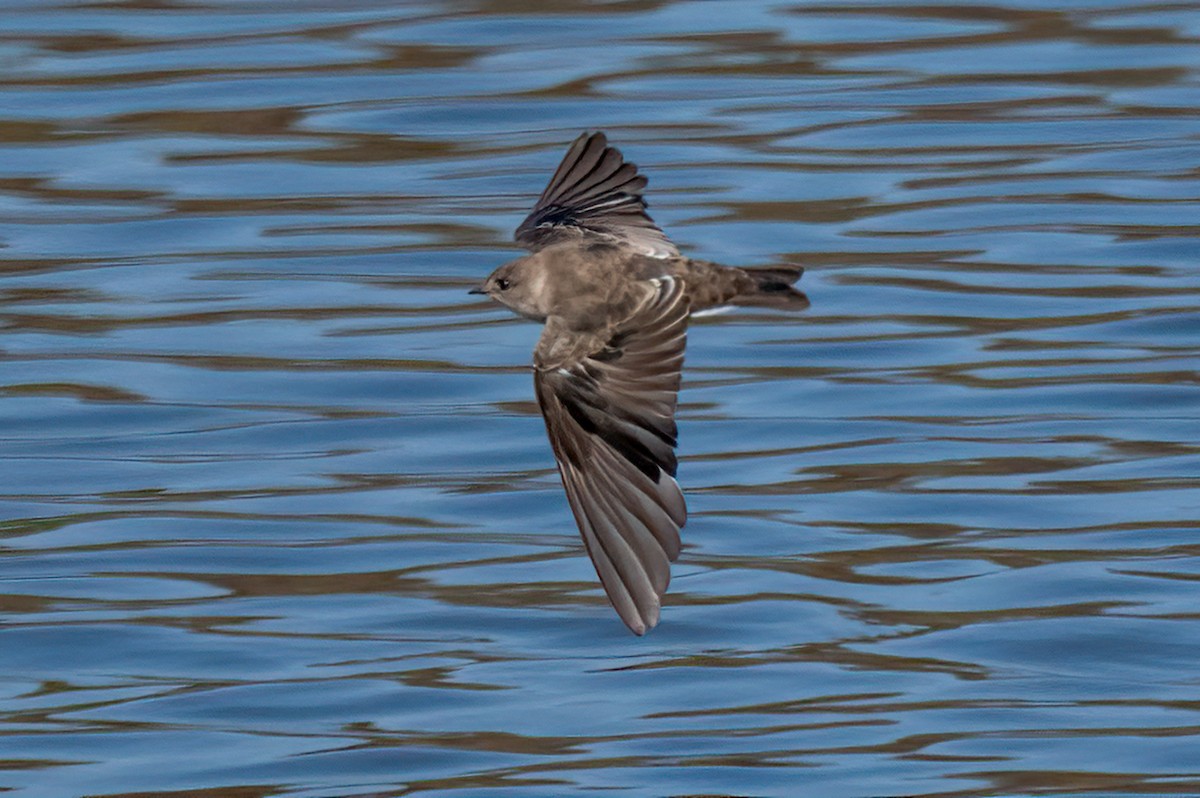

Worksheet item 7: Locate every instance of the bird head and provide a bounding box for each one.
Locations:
[469,257,549,322]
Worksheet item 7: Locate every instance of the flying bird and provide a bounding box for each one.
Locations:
[471,132,808,634]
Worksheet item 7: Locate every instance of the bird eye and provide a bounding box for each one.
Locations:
[496,278,511,291]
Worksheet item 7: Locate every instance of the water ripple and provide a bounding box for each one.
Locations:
[2,0,1199,795]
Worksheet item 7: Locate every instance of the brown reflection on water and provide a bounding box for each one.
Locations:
[1,0,1198,795]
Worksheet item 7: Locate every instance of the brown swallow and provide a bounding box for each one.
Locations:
[471,132,808,634]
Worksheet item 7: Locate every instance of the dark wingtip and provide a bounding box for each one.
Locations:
[626,605,656,636]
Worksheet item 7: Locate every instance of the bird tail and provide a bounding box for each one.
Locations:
[731,265,809,310]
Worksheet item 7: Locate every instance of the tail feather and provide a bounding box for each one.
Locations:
[675,258,810,313]
[733,265,809,310]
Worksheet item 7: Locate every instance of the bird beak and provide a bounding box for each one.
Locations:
[468,285,486,295]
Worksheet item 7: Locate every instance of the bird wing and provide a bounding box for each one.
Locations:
[533,276,689,635]
[514,132,680,259]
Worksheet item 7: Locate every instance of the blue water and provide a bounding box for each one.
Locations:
[1,1,1199,796]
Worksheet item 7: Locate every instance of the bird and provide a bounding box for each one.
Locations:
[470,132,808,635]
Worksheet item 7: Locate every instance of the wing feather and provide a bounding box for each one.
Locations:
[534,278,689,634]
[515,132,679,258]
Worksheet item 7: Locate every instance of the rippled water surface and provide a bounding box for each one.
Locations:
[2,1,1199,796]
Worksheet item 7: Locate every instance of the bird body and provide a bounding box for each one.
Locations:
[472,132,807,634]
[480,241,805,329]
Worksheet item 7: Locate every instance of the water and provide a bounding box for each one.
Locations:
[1,1,1198,796]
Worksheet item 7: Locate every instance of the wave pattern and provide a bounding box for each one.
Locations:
[1,0,1198,795]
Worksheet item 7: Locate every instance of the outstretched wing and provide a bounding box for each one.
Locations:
[534,277,689,634]
[515,132,679,258]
